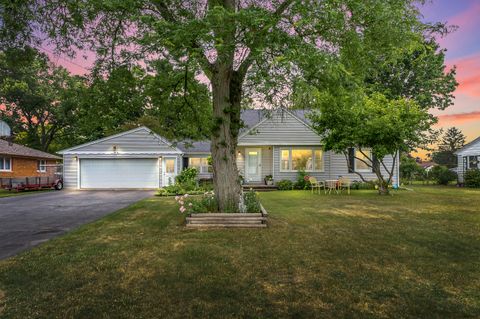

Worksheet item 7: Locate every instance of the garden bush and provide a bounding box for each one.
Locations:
[175,167,198,190]
[294,170,310,190]
[174,190,262,214]
[277,179,293,190]
[243,189,261,213]
[430,165,457,185]
[464,169,480,188]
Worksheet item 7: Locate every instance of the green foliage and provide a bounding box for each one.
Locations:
[294,170,311,190]
[432,127,465,168]
[429,166,457,185]
[432,150,457,169]
[400,155,425,183]
[175,167,198,191]
[350,181,376,190]
[243,189,261,214]
[464,169,480,188]
[276,179,293,191]
[0,47,85,152]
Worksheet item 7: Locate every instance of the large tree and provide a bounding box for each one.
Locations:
[432,127,466,168]
[0,47,85,152]
[2,0,439,210]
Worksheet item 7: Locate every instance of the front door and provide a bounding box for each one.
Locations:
[163,157,177,186]
[245,148,262,183]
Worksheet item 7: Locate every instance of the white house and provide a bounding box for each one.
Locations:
[455,136,480,183]
[58,109,400,189]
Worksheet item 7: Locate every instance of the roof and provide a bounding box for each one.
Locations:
[58,126,182,154]
[455,136,480,155]
[179,109,312,154]
[0,139,61,160]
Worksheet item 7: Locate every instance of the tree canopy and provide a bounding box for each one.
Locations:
[1,0,455,204]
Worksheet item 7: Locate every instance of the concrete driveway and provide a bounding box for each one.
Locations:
[0,190,154,260]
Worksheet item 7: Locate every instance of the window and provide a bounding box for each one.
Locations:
[281,150,290,170]
[355,149,372,172]
[280,148,324,172]
[0,157,11,171]
[469,156,479,169]
[165,159,175,173]
[189,157,211,174]
[37,160,47,172]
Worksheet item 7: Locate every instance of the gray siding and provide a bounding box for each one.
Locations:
[236,146,273,179]
[63,154,78,189]
[70,128,179,153]
[272,146,399,185]
[238,111,321,145]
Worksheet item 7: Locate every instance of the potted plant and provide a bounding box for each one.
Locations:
[264,175,274,185]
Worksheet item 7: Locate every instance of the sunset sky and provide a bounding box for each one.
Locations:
[43,0,480,147]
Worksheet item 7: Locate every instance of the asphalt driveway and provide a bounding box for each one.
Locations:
[0,190,154,260]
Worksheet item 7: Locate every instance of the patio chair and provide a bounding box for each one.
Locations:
[339,176,351,195]
[309,177,325,194]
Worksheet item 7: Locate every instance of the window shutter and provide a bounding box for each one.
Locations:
[348,148,355,173]
[463,156,468,171]
[182,157,189,169]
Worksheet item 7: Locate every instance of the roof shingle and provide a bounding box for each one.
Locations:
[0,139,61,160]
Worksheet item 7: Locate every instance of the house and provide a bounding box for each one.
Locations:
[455,136,480,183]
[58,109,400,189]
[0,139,61,178]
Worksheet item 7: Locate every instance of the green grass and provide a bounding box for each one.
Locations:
[0,186,479,318]
[0,189,52,198]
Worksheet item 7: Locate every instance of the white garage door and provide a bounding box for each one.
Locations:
[80,159,159,189]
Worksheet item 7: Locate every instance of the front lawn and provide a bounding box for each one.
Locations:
[0,186,479,318]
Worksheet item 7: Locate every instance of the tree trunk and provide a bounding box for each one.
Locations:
[210,66,243,213]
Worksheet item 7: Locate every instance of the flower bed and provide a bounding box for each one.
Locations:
[175,190,268,228]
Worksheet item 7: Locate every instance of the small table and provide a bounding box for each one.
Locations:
[325,180,339,194]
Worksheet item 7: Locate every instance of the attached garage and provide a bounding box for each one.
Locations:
[58,127,183,189]
[80,158,159,189]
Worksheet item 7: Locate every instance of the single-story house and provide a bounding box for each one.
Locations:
[455,136,480,183]
[0,139,61,178]
[58,109,400,189]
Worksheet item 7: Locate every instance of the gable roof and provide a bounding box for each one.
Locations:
[58,126,182,154]
[455,136,480,155]
[179,109,315,153]
[0,139,61,160]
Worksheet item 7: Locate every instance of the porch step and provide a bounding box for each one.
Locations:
[243,184,278,192]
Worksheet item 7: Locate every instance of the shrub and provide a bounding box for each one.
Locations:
[175,167,198,191]
[294,170,310,190]
[243,189,261,213]
[175,192,217,214]
[351,181,376,190]
[464,169,480,188]
[277,179,293,190]
[430,165,457,185]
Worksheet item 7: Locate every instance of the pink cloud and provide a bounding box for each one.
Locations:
[438,111,480,124]
[447,53,480,97]
[438,2,480,49]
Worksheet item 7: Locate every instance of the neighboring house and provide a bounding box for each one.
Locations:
[58,109,400,189]
[455,136,480,183]
[419,161,437,172]
[0,139,61,178]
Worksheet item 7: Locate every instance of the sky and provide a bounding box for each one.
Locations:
[43,0,480,148]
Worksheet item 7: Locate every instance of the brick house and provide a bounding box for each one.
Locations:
[0,139,61,178]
